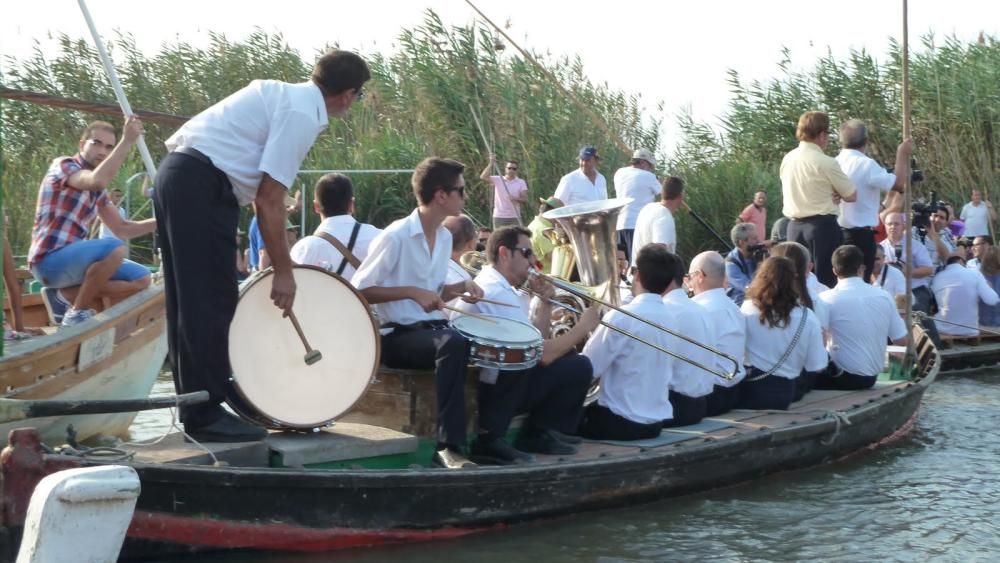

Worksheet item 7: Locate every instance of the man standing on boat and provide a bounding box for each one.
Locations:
[29,118,156,326]
[613,148,660,262]
[835,119,912,281]
[480,154,528,229]
[553,146,607,208]
[153,50,371,442]
[780,111,857,287]
[960,190,995,239]
[632,176,684,263]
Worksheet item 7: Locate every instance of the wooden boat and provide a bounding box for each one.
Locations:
[937,332,1000,374]
[0,285,167,445]
[0,325,938,559]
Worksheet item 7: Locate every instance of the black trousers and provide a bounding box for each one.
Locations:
[579,403,662,441]
[813,361,877,390]
[153,152,239,427]
[381,325,470,451]
[912,286,942,347]
[662,390,707,427]
[478,351,592,441]
[842,227,876,280]
[617,229,636,264]
[705,384,741,417]
[737,368,797,410]
[788,215,841,288]
[793,369,817,402]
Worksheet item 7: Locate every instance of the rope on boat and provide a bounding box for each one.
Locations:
[913,311,1000,337]
[726,407,852,445]
[819,410,852,446]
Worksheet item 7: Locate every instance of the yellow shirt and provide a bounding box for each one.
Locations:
[780,141,857,218]
[528,215,555,272]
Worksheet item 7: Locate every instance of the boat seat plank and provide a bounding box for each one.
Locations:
[266,423,418,468]
[127,433,269,467]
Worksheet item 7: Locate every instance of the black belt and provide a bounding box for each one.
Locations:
[790,214,837,222]
[173,146,213,167]
[842,226,875,231]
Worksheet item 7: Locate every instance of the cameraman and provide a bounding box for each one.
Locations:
[835,119,913,280]
[725,222,765,306]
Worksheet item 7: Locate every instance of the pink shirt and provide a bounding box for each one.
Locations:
[739,203,767,241]
[489,176,528,219]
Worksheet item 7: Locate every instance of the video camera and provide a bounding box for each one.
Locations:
[747,243,769,263]
[911,190,946,234]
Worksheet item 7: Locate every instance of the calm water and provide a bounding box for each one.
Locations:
[135,370,1000,562]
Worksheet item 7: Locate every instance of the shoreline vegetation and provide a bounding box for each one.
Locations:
[1,11,997,263]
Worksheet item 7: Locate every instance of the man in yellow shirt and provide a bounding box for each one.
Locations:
[780,111,857,287]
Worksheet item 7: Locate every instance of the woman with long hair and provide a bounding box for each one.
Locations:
[738,257,828,410]
[978,245,1000,327]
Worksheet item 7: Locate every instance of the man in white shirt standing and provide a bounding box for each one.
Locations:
[442,214,477,317]
[353,158,484,469]
[613,148,660,262]
[458,227,598,463]
[688,251,746,416]
[290,173,380,279]
[960,190,995,238]
[580,244,680,440]
[153,50,370,443]
[817,245,908,390]
[479,154,528,229]
[932,251,1000,337]
[835,119,913,280]
[632,176,684,263]
[553,146,607,207]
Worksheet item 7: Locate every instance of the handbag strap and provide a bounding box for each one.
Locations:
[747,307,809,382]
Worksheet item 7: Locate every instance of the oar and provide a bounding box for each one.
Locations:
[683,202,733,251]
[0,391,210,424]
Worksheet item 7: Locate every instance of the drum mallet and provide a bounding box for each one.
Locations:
[287,310,322,365]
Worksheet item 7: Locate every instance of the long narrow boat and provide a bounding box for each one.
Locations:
[0,324,938,559]
[0,286,167,445]
[938,333,1000,374]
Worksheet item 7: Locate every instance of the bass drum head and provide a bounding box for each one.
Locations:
[228,266,379,430]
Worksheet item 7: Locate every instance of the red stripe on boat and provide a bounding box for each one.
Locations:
[128,511,497,551]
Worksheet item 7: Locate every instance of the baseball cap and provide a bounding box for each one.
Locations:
[632,148,656,167]
[578,146,599,160]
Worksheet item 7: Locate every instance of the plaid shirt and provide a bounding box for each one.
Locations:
[28,154,110,266]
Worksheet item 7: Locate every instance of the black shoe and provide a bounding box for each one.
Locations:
[516,429,578,455]
[432,448,477,469]
[548,429,583,445]
[184,412,267,443]
[470,438,534,465]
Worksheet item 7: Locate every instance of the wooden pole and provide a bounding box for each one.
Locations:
[902,0,915,371]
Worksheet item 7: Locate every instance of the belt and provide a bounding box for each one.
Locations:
[173,146,213,167]
[790,214,837,222]
[842,226,875,231]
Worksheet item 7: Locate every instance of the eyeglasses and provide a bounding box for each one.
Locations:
[511,246,534,259]
[442,185,465,198]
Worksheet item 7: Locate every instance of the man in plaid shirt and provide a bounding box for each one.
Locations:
[28,118,157,326]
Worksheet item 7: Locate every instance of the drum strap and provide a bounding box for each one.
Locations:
[314,222,362,274]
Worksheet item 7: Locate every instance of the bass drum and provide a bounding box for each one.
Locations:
[227,266,379,431]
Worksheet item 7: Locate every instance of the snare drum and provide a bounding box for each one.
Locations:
[451,314,543,370]
[227,266,380,431]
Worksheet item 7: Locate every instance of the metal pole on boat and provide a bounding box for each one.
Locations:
[77,0,158,181]
[901,0,915,371]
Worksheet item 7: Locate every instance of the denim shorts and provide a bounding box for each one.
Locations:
[31,238,149,288]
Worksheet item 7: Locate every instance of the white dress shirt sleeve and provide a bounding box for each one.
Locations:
[978,271,1000,306]
[581,311,624,379]
[553,175,570,201]
[351,231,398,290]
[258,108,324,190]
[804,311,829,372]
[887,297,908,341]
[865,158,896,192]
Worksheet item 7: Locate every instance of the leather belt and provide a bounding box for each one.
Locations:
[173,146,213,167]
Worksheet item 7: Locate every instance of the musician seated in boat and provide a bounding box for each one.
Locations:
[931,250,1000,338]
[578,244,679,440]
[739,256,827,410]
[352,157,484,470]
[27,118,157,327]
[816,245,909,390]
[442,214,478,317]
[870,244,907,304]
[289,173,380,279]
[456,226,597,464]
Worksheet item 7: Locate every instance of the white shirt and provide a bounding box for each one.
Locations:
[352,209,452,331]
[444,259,474,319]
[583,293,676,424]
[553,169,608,208]
[289,215,381,279]
[741,302,827,380]
[632,203,675,263]
[166,80,328,205]
[613,166,660,230]
[820,277,907,376]
[932,262,1000,336]
[806,275,830,332]
[835,149,896,228]
[663,288,716,397]
[691,287,746,387]
[880,236,934,289]
[967,257,981,271]
[872,263,907,301]
[99,207,127,240]
[961,202,991,237]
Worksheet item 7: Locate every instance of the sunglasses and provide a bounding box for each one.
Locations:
[511,246,534,259]
[506,166,518,170]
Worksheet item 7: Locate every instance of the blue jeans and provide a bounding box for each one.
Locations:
[31,238,148,288]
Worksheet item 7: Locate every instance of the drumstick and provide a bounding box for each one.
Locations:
[463,296,517,308]
[441,304,498,323]
[287,309,323,365]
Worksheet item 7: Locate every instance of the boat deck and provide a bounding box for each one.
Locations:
[939,332,1000,373]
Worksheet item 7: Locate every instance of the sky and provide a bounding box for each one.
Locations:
[2,0,998,156]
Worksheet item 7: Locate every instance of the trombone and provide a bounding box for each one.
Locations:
[458,251,739,380]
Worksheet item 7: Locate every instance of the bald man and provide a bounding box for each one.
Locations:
[688,251,746,415]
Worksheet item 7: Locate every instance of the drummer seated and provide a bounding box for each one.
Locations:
[456,226,598,465]
[816,245,909,390]
[578,244,680,440]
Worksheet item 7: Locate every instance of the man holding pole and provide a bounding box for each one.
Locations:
[479,154,528,229]
[153,50,371,442]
